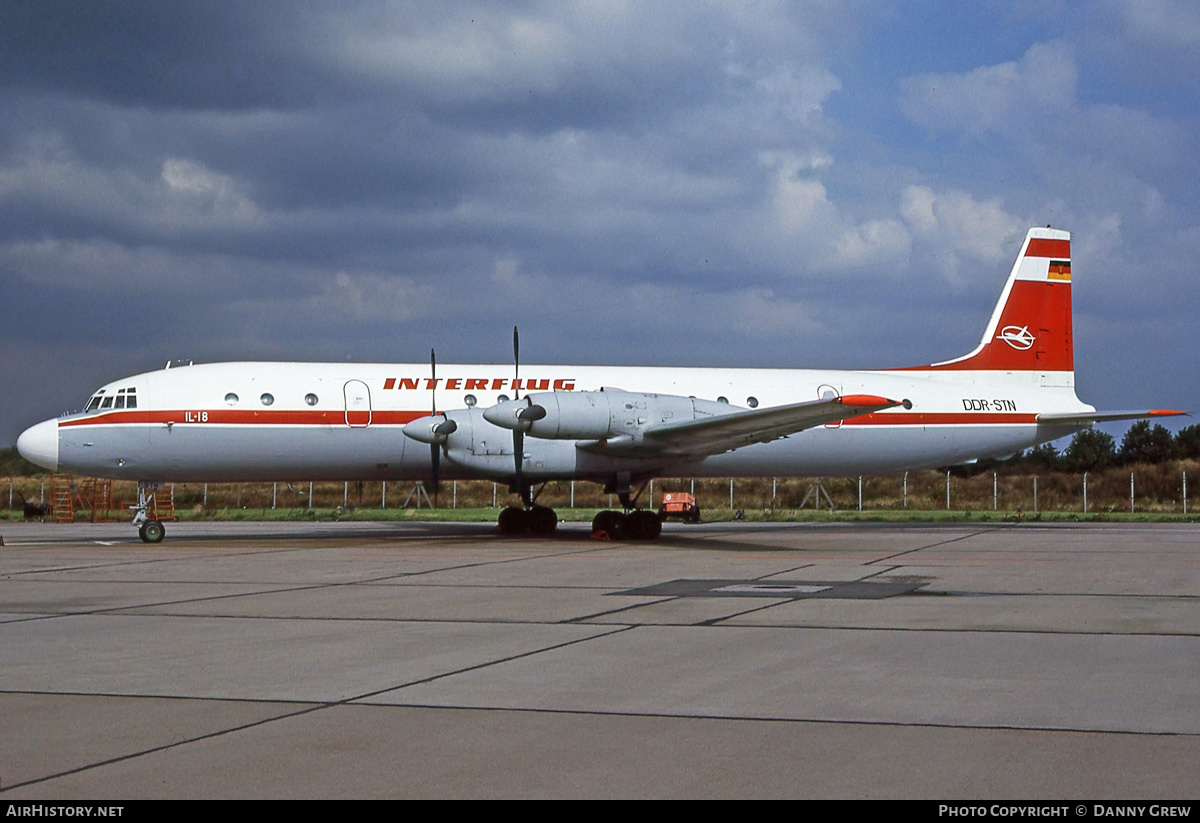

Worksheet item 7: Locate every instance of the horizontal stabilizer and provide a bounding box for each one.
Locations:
[1036,409,1187,427]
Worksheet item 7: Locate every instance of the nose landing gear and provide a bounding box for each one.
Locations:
[132,482,166,543]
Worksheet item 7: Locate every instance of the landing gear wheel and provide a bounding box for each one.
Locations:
[139,520,165,544]
[497,506,529,535]
[527,506,558,535]
[591,510,626,539]
[626,510,662,540]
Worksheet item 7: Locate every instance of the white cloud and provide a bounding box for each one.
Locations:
[0,139,264,236]
[161,158,260,224]
[899,41,1077,139]
[900,186,1025,282]
[1110,0,1200,48]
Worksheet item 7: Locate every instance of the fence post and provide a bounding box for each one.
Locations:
[1083,472,1088,513]
[858,476,863,511]
[772,477,777,510]
[993,472,997,511]
[40,480,44,505]
[1130,472,1135,514]
[1033,476,1038,513]
[570,480,574,508]
[271,483,276,509]
[1184,471,1187,515]
[9,478,13,509]
[945,471,950,510]
[729,478,734,510]
[343,481,348,507]
[309,481,314,509]
[453,480,457,509]
[903,472,907,508]
[380,482,385,509]
[237,483,242,507]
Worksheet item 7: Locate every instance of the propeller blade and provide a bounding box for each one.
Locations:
[513,428,524,487]
[514,325,522,400]
[430,348,437,415]
[430,348,439,506]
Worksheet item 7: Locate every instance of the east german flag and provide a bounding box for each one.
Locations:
[1048,259,1071,281]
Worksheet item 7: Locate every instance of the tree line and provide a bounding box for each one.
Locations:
[960,421,1200,476]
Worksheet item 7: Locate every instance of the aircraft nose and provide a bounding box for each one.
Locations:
[16,418,59,472]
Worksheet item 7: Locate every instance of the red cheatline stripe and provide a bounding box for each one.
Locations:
[60,408,1042,429]
[61,409,428,427]
[843,412,1038,426]
[1025,238,1070,258]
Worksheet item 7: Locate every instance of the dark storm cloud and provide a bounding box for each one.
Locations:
[0,2,332,110]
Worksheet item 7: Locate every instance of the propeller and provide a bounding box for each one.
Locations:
[428,348,458,507]
[511,328,525,498]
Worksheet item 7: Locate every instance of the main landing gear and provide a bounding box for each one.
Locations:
[497,504,559,536]
[589,476,662,541]
[492,477,663,541]
[590,509,661,541]
[495,479,560,536]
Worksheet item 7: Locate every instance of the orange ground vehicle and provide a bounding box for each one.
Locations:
[658,492,701,523]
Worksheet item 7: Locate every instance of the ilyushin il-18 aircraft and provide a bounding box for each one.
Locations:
[17,227,1184,542]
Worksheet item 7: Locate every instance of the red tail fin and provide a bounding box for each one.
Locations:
[912,227,1073,372]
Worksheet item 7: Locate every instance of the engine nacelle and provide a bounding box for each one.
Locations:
[482,389,727,441]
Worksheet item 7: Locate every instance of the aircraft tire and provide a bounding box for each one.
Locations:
[497,506,529,535]
[527,506,558,535]
[139,520,166,544]
[626,510,662,540]
[591,510,625,539]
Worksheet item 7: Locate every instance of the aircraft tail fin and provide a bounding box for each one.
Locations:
[914,227,1074,372]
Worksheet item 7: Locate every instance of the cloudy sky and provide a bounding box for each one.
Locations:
[2,1,1197,446]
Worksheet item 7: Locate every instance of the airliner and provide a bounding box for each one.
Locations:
[16,227,1183,542]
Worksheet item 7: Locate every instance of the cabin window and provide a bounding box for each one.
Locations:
[717,396,729,404]
[305,393,319,406]
[464,394,477,407]
[497,394,510,403]
[260,393,274,406]
[225,393,239,405]
[747,396,759,408]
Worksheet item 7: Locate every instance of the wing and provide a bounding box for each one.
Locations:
[635,394,908,457]
[1036,409,1187,427]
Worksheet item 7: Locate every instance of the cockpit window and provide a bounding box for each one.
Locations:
[87,387,136,412]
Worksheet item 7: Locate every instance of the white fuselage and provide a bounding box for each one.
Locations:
[32,359,1089,483]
